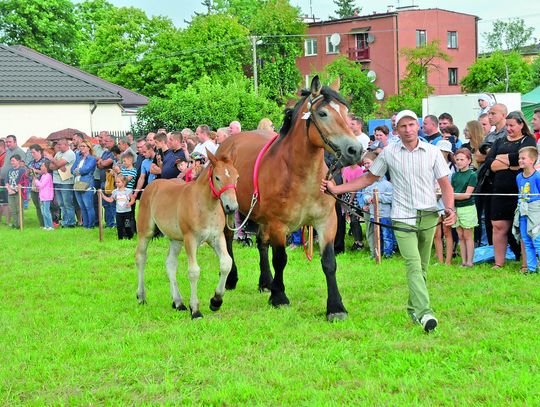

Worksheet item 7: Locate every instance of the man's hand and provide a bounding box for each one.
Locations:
[443,208,456,226]
[320,179,336,194]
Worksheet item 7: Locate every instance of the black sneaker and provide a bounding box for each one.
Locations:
[351,242,364,251]
[420,314,438,332]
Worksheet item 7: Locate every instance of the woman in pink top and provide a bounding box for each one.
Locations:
[342,163,365,250]
[34,161,54,230]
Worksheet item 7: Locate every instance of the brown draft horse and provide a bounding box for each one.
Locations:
[135,151,239,319]
[216,76,363,321]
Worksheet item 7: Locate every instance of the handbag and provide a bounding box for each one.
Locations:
[73,180,89,192]
[104,170,115,195]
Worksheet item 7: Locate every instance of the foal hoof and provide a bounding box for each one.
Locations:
[209,297,223,311]
[136,294,146,305]
[269,292,290,308]
[327,312,348,322]
[172,302,188,311]
[191,310,204,320]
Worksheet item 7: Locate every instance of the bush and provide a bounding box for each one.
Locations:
[135,74,283,135]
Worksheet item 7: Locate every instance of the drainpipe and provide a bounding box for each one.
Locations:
[395,13,400,95]
[90,101,97,138]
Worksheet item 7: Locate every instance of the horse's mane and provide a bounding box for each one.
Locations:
[278,86,349,139]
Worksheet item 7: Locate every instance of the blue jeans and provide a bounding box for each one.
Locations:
[520,216,540,273]
[100,181,116,227]
[371,217,394,256]
[54,183,75,226]
[291,229,302,245]
[75,189,95,228]
[40,200,53,228]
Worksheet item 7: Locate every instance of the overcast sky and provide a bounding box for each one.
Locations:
[107,0,540,51]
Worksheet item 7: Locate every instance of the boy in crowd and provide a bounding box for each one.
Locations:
[6,154,27,229]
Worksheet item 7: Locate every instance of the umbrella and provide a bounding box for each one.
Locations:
[47,128,88,141]
[22,136,49,148]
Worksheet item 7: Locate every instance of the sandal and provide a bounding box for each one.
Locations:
[491,264,503,270]
[519,266,529,274]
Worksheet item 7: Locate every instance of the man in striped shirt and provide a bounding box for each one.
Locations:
[321,110,456,332]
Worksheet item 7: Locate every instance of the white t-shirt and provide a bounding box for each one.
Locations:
[193,140,218,157]
[356,133,370,152]
[53,149,76,184]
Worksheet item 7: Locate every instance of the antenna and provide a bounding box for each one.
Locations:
[367,70,377,82]
[309,0,314,22]
[375,89,385,100]
[330,33,341,47]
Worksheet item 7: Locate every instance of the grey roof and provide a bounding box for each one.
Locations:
[12,45,148,107]
[0,44,140,105]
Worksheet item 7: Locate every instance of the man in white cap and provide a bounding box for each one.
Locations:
[321,109,456,333]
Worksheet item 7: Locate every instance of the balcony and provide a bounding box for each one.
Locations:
[348,47,370,62]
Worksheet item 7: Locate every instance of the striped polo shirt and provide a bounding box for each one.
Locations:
[369,139,450,226]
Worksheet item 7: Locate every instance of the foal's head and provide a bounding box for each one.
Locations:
[206,150,239,215]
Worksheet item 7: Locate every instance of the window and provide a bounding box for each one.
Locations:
[305,38,317,56]
[416,29,427,47]
[326,36,339,54]
[356,32,368,49]
[448,68,458,86]
[447,31,458,49]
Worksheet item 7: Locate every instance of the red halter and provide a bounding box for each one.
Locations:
[208,165,237,199]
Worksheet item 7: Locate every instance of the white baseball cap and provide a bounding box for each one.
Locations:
[436,139,453,153]
[395,110,418,125]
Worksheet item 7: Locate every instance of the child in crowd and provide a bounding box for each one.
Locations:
[6,154,27,229]
[361,161,394,258]
[34,160,54,230]
[441,124,462,153]
[115,150,137,190]
[176,157,192,182]
[434,140,456,265]
[101,175,135,240]
[190,153,206,180]
[451,149,478,267]
[342,160,365,250]
[515,146,540,274]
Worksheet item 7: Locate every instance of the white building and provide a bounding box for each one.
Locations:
[0,44,148,145]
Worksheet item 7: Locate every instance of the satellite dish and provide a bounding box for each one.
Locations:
[367,70,377,82]
[367,34,376,43]
[375,89,385,100]
[330,33,341,47]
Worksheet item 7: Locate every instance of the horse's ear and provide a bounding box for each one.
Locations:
[330,76,340,92]
[206,149,217,167]
[310,75,322,97]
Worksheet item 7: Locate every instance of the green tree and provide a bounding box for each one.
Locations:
[0,0,80,64]
[78,6,178,95]
[331,0,360,19]
[248,0,305,103]
[385,41,451,115]
[461,51,533,93]
[209,0,263,27]
[484,18,536,52]
[531,56,540,88]
[320,56,376,119]
[135,74,282,134]
[173,13,250,89]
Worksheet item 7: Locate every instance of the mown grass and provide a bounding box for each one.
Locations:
[1,206,540,405]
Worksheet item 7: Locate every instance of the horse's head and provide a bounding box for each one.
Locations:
[206,149,239,215]
[303,75,363,166]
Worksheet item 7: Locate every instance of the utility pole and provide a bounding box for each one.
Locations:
[251,36,258,94]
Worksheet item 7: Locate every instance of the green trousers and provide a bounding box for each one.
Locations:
[8,193,21,228]
[393,211,439,320]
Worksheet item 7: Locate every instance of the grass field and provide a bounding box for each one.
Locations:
[1,206,540,404]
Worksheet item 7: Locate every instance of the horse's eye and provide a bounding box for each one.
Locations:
[318,111,328,118]
[215,176,221,182]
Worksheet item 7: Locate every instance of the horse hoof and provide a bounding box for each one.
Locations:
[327,312,348,322]
[209,297,223,311]
[191,311,204,320]
[258,284,272,293]
[269,293,290,308]
[137,294,146,305]
[172,302,187,311]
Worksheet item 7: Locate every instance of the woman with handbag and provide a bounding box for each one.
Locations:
[71,140,97,229]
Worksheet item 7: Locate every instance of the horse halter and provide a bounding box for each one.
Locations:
[304,94,342,157]
[208,165,237,200]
